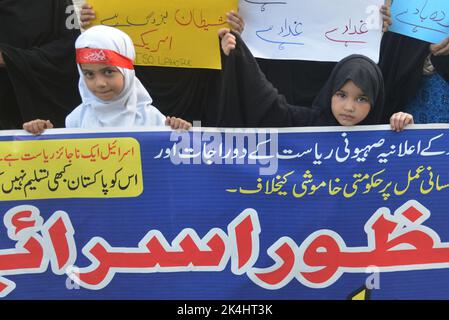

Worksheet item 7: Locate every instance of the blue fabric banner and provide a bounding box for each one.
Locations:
[1,125,449,300]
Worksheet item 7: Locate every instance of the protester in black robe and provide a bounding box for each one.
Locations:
[255,58,336,107]
[0,0,81,129]
[216,31,387,129]
[379,32,449,123]
[378,32,429,123]
[429,35,449,85]
[134,66,222,126]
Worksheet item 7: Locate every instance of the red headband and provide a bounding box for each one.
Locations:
[76,48,134,70]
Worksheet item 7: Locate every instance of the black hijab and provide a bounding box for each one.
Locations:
[217,33,384,128]
[0,0,80,129]
[312,54,385,126]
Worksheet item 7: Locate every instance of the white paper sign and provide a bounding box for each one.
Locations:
[240,0,384,63]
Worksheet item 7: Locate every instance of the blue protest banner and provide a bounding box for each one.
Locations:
[390,0,449,43]
[1,125,449,300]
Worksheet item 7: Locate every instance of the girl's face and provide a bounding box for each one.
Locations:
[331,80,371,126]
[80,63,125,101]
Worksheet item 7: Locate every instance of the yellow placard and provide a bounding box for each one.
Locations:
[0,138,143,200]
[89,0,238,69]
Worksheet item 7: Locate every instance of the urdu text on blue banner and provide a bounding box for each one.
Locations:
[1,125,449,300]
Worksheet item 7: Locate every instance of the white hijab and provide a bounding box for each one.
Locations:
[66,25,166,128]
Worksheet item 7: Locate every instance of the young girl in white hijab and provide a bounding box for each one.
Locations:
[23,25,191,134]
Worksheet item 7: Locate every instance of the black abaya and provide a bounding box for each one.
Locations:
[0,0,81,129]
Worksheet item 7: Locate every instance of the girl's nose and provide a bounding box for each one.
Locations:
[95,77,107,88]
[343,101,355,112]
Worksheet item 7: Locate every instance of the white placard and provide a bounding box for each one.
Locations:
[240,0,384,62]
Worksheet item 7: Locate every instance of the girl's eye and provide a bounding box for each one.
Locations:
[358,97,369,103]
[336,92,346,98]
[104,69,116,76]
[83,72,94,78]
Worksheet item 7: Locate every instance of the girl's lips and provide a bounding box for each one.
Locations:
[95,90,114,100]
[339,114,355,121]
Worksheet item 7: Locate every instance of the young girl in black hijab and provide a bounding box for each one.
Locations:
[218,29,413,131]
